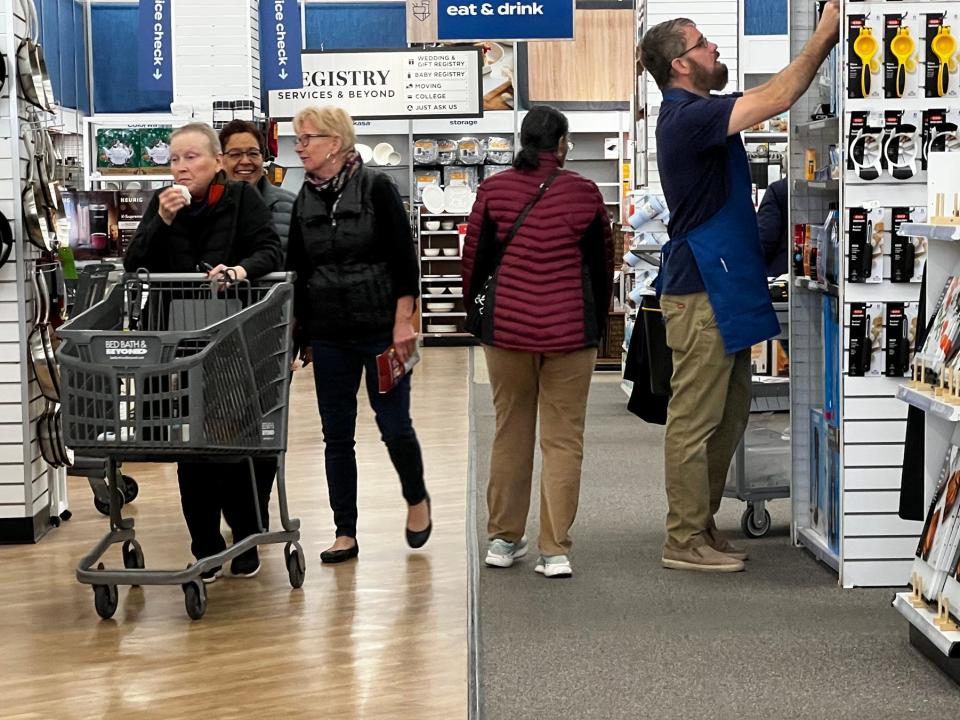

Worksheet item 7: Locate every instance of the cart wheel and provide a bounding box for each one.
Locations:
[93,584,119,620]
[122,540,145,570]
[94,488,124,517]
[183,581,207,620]
[121,476,139,503]
[286,546,306,589]
[60,510,72,522]
[741,505,772,539]
[49,514,61,528]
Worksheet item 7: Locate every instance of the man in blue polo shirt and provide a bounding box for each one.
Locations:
[640,2,839,573]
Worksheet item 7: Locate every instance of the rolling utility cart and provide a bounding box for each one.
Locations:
[57,272,304,620]
[724,301,791,537]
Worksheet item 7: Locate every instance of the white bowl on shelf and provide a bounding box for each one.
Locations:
[426,286,446,295]
[442,248,458,257]
[373,142,395,165]
[427,302,455,312]
[424,248,441,257]
[446,287,462,296]
[440,220,456,230]
[387,151,402,166]
[427,324,458,333]
[424,220,440,230]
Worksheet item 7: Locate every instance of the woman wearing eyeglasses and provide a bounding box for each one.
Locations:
[217,121,297,538]
[285,105,430,564]
[219,120,296,249]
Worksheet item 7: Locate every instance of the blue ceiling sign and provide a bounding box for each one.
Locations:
[261,0,304,91]
[437,0,574,41]
[138,0,172,93]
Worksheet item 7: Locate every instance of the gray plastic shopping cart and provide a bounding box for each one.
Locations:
[57,271,304,620]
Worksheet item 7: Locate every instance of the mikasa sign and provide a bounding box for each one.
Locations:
[269,48,483,120]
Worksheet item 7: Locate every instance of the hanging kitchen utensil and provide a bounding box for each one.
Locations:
[21,129,52,251]
[0,51,8,96]
[33,127,64,242]
[23,0,54,111]
[0,211,13,274]
[890,27,917,99]
[15,0,45,110]
[932,26,959,98]
[28,264,60,401]
[37,408,56,466]
[53,404,73,467]
[854,27,881,98]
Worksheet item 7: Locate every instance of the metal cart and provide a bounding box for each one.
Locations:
[64,263,140,516]
[723,301,791,538]
[57,272,304,620]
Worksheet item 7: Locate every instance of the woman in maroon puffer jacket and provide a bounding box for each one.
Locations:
[462,105,614,579]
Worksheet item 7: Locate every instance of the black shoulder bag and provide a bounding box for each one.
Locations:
[464,169,561,341]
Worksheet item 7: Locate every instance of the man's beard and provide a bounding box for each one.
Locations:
[690,59,728,92]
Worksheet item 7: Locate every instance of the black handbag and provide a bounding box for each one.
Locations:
[465,169,562,341]
[641,294,673,397]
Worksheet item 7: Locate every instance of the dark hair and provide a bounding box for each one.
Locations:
[640,18,694,90]
[513,105,569,171]
[218,120,267,156]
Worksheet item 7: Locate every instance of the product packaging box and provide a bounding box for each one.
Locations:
[818,208,840,286]
[771,340,790,377]
[848,302,885,376]
[117,190,148,256]
[913,444,960,601]
[891,207,927,282]
[60,190,121,260]
[925,13,960,99]
[96,129,139,173]
[137,127,172,174]
[823,296,841,427]
[809,409,828,538]
[827,425,841,554]
[916,275,960,385]
[847,111,885,182]
[885,302,919,377]
[848,15,883,99]
[751,342,769,375]
[884,13,921,100]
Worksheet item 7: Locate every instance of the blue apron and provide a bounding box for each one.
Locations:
[659,119,780,355]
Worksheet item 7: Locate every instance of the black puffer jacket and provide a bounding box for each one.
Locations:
[257,175,296,254]
[286,166,419,342]
[124,176,282,276]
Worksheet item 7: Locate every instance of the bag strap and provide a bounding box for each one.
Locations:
[492,168,562,268]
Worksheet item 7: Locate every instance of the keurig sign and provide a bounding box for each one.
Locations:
[268,48,483,120]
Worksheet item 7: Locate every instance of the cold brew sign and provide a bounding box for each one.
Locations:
[269,48,483,120]
[407,0,575,42]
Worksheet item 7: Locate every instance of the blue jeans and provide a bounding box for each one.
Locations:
[311,337,426,538]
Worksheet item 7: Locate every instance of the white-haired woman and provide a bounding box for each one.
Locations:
[285,106,430,563]
[124,122,282,581]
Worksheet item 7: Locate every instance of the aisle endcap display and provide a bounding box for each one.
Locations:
[898,384,960,421]
[893,592,960,655]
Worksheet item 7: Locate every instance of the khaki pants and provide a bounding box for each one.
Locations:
[661,292,751,549]
[484,345,597,556]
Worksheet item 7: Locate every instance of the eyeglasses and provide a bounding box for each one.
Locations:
[566,137,576,151]
[224,149,262,160]
[294,133,331,147]
[675,34,708,60]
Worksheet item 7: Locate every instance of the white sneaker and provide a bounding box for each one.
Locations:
[485,535,529,568]
[534,555,572,578]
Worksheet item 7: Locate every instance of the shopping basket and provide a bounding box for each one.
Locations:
[58,272,305,620]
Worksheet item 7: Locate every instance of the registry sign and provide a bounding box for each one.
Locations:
[269,48,483,120]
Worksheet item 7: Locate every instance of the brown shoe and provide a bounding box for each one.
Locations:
[705,526,749,561]
[662,543,745,573]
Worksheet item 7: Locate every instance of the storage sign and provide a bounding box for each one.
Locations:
[138,0,173,93]
[268,48,483,120]
[260,0,304,91]
[407,0,574,42]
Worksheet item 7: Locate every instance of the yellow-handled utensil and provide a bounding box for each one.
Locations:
[890,27,917,98]
[854,27,881,97]
[932,26,958,97]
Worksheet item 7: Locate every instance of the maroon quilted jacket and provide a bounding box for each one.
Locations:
[461,154,614,352]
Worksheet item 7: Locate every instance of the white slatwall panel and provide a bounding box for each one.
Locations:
[250,0,261,114]
[173,0,260,111]
[643,1,739,195]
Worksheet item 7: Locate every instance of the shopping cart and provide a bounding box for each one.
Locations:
[57,271,304,620]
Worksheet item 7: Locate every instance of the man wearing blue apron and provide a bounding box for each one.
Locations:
[640,4,839,572]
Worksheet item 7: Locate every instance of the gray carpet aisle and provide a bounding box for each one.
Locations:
[471,378,960,720]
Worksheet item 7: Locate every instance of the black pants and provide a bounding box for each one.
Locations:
[178,458,275,561]
[311,337,427,538]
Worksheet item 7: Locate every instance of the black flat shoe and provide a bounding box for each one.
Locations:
[406,495,432,549]
[320,540,359,564]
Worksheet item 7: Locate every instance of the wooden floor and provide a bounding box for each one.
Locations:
[0,348,470,720]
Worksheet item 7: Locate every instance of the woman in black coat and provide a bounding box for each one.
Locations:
[285,105,430,563]
[124,122,282,581]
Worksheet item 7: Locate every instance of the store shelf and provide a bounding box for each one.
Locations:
[743,132,789,143]
[422,294,462,299]
[901,223,960,242]
[419,212,470,217]
[88,173,172,182]
[896,385,960,422]
[630,244,664,253]
[892,593,960,658]
[420,230,460,235]
[794,178,839,192]
[594,182,621,187]
[422,312,466,317]
[421,256,461,261]
[794,116,839,133]
[793,276,839,297]
[797,527,840,571]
